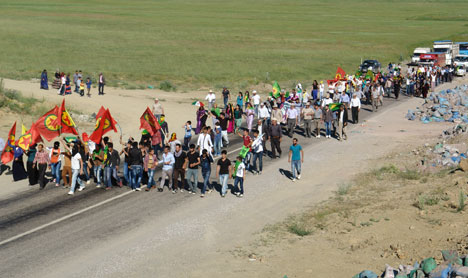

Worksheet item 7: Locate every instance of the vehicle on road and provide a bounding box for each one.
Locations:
[455,65,466,77]
[457,42,468,56]
[433,40,459,65]
[419,53,446,67]
[411,47,431,64]
[359,60,381,73]
[453,55,468,68]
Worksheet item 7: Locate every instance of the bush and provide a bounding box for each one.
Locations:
[458,191,466,212]
[159,80,176,92]
[337,183,351,196]
[287,223,311,237]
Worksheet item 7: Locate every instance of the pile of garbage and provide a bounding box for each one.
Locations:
[431,142,467,167]
[406,85,468,123]
[353,251,468,278]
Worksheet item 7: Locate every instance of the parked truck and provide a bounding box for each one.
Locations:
[457,42,468,56]
[411,47,431,64]
[419,53,446,67]
[433,40,459,65]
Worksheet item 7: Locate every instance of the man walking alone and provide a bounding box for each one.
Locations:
[288,138,303,182]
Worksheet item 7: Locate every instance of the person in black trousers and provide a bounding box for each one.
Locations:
[269,118,282,158]
[98,73,106,95]
[350,94,361,124]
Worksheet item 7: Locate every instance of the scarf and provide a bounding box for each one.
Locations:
[174,149,183,158]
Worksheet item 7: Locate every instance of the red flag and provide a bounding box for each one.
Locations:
[96,106,117,126]
[140,107,161,136]
[55,99,78,135]
[89,109,117,143]
[16,123,42,151]
[34,106,61,141]
[335,67,346,80]
[1,122,16,164]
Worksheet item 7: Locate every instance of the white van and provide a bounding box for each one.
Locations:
[411,47,431,64]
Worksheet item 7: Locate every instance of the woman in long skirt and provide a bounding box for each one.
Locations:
[245,103,255,133]
[195,106,207,134]
[13,147,28,181]
[26,145,38,185]
[40,69,49,90]
[226,103,235,133]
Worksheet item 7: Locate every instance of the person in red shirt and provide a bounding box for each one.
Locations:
[237,129,252,171]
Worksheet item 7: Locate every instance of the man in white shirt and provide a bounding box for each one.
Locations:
[350,94,361,124]
[205,90,216,109]
[286,103,298,137]
[251,90,261,115]
[251,129,263,175]
[197,127,213,155]
[233,156,246,197]
[258,102,270,122]
[321,94,333,108]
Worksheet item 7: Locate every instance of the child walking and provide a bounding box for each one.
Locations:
[233,156,246,197]
[86,77,92,97]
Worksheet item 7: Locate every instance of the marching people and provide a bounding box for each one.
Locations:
[32,144,49,188]
[186,144,200,194]
[144,148,158,191]
[200,149,214,197]
[217,150,232,197]
[337,104,348,141]
[302,102,314,138]
[269,118,282,158]
[158,146,175,192]
[288,138,303,182]
[172,143,187,193]
[350,93,361,124]
[233,156,246,197]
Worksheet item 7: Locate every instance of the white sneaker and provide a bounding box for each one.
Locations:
[96,185,101,188]
[135,188,141,191]
[78,186,85,191]
[180,189,184,193]
[316,135,320,138]
[235,192,240,196]
[132,189,136,192]
[86,180,91,185]
[208,189,213,194]
[192,192,196,195]
[297,174,301,180]
[239,194,244,198]
[292,178,296,182]
[172,190,176,194]
[68,191,74,195]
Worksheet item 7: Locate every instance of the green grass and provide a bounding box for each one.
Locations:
[0,0,468,88]
[287,222,311,237]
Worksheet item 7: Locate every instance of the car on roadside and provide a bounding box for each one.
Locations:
[359,60,381,73]
[455,65,466,77]
[453,55,468,68]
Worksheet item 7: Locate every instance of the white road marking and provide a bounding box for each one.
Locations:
[0,146,244,246]
[0,190,134,246]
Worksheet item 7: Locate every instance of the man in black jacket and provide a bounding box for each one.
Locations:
[104,142,123,189]
[337,105,348,141]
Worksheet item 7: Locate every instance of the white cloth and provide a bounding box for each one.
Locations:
[236,162,245,178]
[252,94,261,105]
[197,133,213,155]
[205,93,216,102]
[286,108,298,119]
[71,153,82,170]
[252,136,263,153]
[258,106,270,118]
[350,97,361,109]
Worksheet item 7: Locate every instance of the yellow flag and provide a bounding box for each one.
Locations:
[22,124,27,135]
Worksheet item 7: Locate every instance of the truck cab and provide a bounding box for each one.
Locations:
[454,55,468,68]
[457,42,468,56]
[411,47,431,64]
[433,40,459,65]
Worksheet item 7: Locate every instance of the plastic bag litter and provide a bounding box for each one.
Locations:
[422,257,437,274]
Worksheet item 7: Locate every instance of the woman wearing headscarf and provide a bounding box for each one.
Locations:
[13,146,28,181]
[26,144,38,185]
[245,102,255,133]
[40,69,49,90]
[226,103,235,133]
[195,106,207,135]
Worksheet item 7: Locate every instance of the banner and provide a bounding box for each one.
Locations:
[140,107,161,136]
[1,122,16,164]
[34,106,60,141]
[89,108,117,143]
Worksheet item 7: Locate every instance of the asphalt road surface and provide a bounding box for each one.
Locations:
[0,94,411,277]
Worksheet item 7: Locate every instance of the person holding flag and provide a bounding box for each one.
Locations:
[12,145,28,182]
[233,156,246,197]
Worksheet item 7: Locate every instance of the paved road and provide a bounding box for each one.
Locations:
[0,94,411,277]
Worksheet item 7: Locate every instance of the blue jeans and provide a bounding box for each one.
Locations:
[223,97,229,108]
[252,151,263,173]
[214,138,222,156]
[201,170,211,194]
[131,165,142,189]
[146,169,156,188]
[291,160,301,179]
[70,169,83,192]
[105,166,120,188]
[219,174,229,195]
[324,121,332,136]
[153,144,164,159]
[51,161,61,184]
[94,165,102,185]
[82,162,90,182]
[234,176,244,194]
[123,162,130,185]
[186,168,199,193]
[243,152,252,171]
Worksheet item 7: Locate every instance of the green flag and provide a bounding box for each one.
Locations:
[271,81,281,98]
[232,160,241,178]
[329,103,342,111]
[355,70,362,78]
[239,145,250,159]
[365,70,374,80]
[211,108,221,117]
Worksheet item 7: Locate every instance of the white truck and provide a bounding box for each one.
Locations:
[433,40,459,65]
[411,47,431,64]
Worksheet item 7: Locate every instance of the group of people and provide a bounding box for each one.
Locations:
[44,70,106,97]
[5,62,463,199]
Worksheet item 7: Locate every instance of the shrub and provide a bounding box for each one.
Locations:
[287,223,311,237]
[159,80,176,92]
[458,191,466,212]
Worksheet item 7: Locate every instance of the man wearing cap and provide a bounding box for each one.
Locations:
[302,102,314,138]
[269,118,282,158]
[251,90,261,116]
[152,98,164,122]
[205,90,216,110]
[271,105,283,124]
[285,103,298,137]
